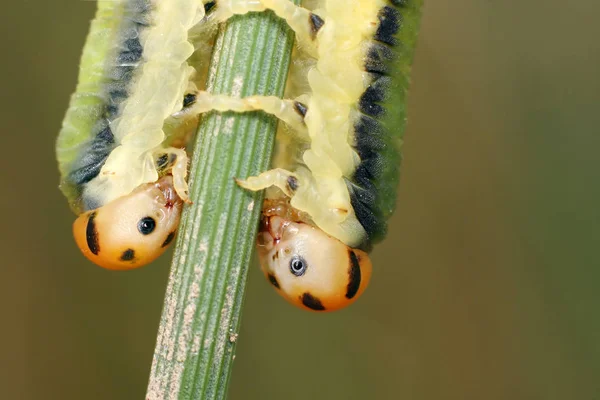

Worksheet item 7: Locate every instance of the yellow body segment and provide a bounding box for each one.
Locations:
[185,0,403,311]
[59,0,218,270]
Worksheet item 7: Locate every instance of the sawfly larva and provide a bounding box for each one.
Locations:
[187,0,423,311]
[56,0,218,270]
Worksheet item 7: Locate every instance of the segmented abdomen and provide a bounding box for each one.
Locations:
[348,0,423,248]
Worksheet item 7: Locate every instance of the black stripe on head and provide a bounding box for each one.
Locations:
[86,212,100,255]
[301,293,326,311]
[120,249,136,261]
[161,231,176,248]
[267,273,280,289]
[346,250,362,299]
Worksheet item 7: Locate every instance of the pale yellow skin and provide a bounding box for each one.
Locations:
[186,0,386,310]
[84,0,213,207]
[201,0,386,248]
[69,0,218,269]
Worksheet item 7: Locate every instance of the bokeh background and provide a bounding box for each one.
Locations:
[2,0,599,399]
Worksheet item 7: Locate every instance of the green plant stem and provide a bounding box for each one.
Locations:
[146,6,298,400]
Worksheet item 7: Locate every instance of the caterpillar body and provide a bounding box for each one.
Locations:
[57,0,422,312]
[186,0,423,311]
[56,0,218,270]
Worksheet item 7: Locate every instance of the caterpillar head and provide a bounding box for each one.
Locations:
[72,176,183,270]
[257,215,372,312]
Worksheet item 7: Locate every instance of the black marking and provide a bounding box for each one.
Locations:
[117,38,144,64]
[346,250,362,299]
[390,0,408,6]
[106,7,147,119]
[161,231,176,248]
[301,293,326,311]
[293,101,308,118]
[267,273,280,289]
[86,212,100,255]
[69,125,115,188]
[68,1,152,205]
[375,7,401,46]
[364,43,396,75]
[287,176,299,192]
[347,113,390,244]
[204,1,216,13]
[183,93,196,108]
[120,249,136,261]
[156,153,169,170]
[138,217,156,235]
[359,76,391,118]
[309,13,325,38]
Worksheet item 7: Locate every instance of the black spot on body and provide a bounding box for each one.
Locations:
[375,6,401,46]
[347,113,390,243]
[301,293,326,311]
[390,0,408,6]
[293,101,308,118]
[359,76,391,118]
[267,273,280,289]
[68,125,115,189]
[161,231,176,248]
[86,212,100,255]
[287,176,299,192]
[204,1,216,13]
[117,38,143,64]
[67,1,151,202]
[120,249,136,261]
[346,250,362,299]
[309,13,325,38]
[364,43,395,75]
[183,93,196,108]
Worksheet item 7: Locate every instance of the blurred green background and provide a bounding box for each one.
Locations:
[2,1,599,399]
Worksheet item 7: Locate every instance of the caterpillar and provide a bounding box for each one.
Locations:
[56,0,219,270]
[56,0,422,313]
[185,0,423,311]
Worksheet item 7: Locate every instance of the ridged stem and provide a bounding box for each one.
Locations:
[146,5,298,399]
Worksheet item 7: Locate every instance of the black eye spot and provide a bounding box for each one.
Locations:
[138,217,156,235]
[289,256,307,276]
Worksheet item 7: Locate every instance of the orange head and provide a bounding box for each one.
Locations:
[256,215,372,312]
[73,176,183,270]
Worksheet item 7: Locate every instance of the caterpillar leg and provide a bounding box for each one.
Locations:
[214,0,322,54]
[187,91,308,138]
[153,148,191,203]
[236,168,299,198]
